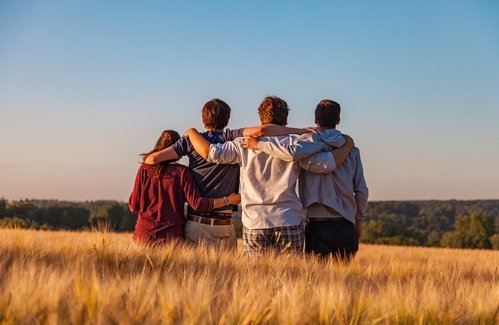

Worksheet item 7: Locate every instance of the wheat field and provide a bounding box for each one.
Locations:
[0,229,498,324]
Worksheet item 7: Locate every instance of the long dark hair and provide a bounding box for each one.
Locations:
[141,130,180,177]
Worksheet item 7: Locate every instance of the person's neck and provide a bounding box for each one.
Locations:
[317,125,336,131]
[205,128,224,132]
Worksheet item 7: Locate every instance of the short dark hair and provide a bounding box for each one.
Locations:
[315,99,341,128]
[258,96,289,126]
[202,98,231,130]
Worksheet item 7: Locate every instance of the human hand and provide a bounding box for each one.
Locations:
[356,224,362,240]
[227,193,241,205]
[342,134,355,148]
[243,136,260,150]
[296,127,317,134]
[144,155,155,165]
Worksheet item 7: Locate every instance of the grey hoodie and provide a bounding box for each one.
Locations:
[257,129,369,226]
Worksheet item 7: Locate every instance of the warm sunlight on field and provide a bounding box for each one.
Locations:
[1,229,498,324]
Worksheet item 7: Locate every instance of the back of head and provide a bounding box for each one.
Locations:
[202,98,231,130]
[152,130,181,153]
[258,96,289,126]
[315,99,341,129]
[142,130,181,176]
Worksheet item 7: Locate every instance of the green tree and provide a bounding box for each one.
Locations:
[455,212,494,249]
[489,234,499,250]
[9,201,38,221]
[361,220,390,243]
[441,212,494,249]
[427,231,442,247]
[0,198,6,217]
[41,207,89,229]
[440,231,462,248]
[0,217,35,229]
[89,204,112,225]
[378,235,420,246]
[120,210,138,231]
[107,203,125,230]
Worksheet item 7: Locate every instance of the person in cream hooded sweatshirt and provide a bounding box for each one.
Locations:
[245,99,368,260]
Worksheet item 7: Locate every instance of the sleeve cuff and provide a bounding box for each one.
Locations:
[207,144,217,163]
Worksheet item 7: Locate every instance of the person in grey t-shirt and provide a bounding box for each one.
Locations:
[244,99,368,260]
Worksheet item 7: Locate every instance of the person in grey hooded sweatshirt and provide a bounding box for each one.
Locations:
[244,99,368,260]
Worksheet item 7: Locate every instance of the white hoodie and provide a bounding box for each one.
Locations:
[257,129,369,226]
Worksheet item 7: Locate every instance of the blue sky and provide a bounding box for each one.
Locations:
[1,1,498,201]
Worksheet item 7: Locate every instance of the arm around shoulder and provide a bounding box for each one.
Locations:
[330,134,354,168]
[255,135,326,162]
[184,128,210,159]
[144,147,179,165]
[208,139,242,165]
[243,124,310,137]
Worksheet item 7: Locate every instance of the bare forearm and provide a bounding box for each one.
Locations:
[212,193,241,209]
[144,147,179,164]
[332,135,354,167]
[243,124,309,137]
[355,221,362,240]
[185,128,210,159]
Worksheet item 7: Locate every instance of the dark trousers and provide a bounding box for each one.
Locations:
[305,218,358,260]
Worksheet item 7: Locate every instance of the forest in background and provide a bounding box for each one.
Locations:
[1,198,498,249]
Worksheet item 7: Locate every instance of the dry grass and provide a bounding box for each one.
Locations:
[0,228,498,324]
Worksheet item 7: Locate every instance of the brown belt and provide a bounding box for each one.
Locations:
[191,211,232,218]
[307,217,344,222]
[187,215,233,226]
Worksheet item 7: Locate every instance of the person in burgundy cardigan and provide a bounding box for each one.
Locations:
[129,130,241,245]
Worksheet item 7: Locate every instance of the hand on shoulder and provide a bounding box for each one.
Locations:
[243,136,260,150]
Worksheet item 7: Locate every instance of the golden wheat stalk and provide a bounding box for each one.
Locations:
[0,228,498,324]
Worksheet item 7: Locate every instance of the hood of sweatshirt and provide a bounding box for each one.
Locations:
[316,129,345,148]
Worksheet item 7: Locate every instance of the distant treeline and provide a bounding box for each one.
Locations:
[1,198,498,249]
[0,199,137,232]
[364,200,499,249]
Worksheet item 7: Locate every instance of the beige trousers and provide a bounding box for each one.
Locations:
[184,220,237,249]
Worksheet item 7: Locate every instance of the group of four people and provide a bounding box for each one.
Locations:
[129,96,368,259]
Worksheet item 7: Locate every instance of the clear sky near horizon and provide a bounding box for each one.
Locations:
[1,1,498,202]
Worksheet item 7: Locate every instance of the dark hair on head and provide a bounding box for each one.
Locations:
[141,130,180,177]
[257,96,289,126]
[315,99,341,128]
[202,98,231,130]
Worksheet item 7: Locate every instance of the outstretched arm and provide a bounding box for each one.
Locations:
[298,136,354,173]
[186,128,242,165]
[331,135,354,167]
[242,124,312,137]
[184,128,211,159]
[243,135,326,162]
[182,167,242,211]
[144,147,179,165]
[244,135,354,173]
